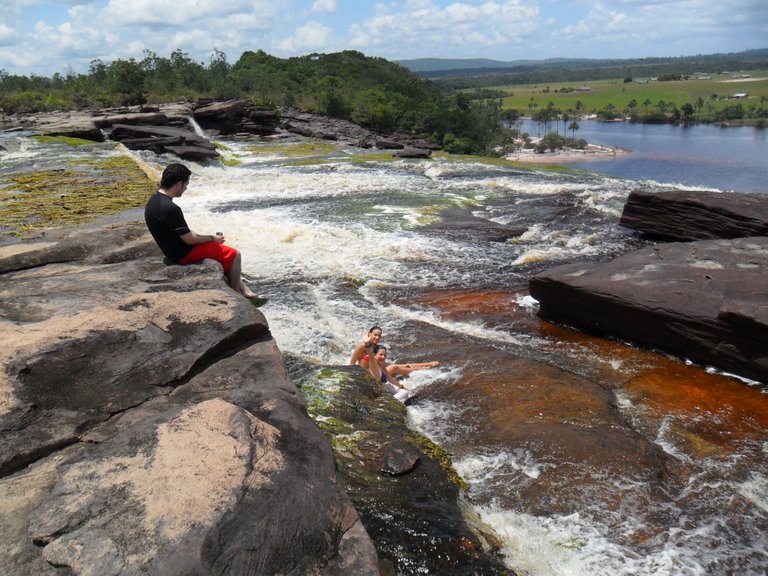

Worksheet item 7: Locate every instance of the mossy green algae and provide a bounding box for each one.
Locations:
[0,153,154,238]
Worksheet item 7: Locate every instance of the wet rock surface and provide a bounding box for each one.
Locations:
[619,188,768,241]
[0,223,378,575]
[287,359,514,575]
[109,123,219,159]
[530,237,768,383]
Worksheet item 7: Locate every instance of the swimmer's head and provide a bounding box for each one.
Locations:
[373,344,388,361]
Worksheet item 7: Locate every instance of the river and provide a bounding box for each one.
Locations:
[3,125,768,575]
[516,118,768,194]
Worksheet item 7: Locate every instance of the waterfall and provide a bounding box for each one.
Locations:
[187,115,206,138]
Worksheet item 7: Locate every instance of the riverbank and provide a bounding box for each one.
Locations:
[505,142,629,164]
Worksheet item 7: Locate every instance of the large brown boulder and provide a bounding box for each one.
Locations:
[0,223,378,575]
[194,99,279,135]
[619,188,768,241]
[109,124,219,160]
[12,103,197,144]
[529,237,768,383]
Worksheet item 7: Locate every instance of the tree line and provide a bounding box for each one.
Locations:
[523,94,768,127]
[0,49,512,155]
[425,48,768,86]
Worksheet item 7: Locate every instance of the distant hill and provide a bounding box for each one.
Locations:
[397,57,587,73]
[397,49,768,81]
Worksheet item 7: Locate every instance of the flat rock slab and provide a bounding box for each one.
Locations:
[0,222,378,575]
[529,237,768,383]
[619,188,768,241]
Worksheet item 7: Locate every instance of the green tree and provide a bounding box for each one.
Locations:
[680,103,695,121]
[568,120,579,138]
[313,76,347,117]
[107,58,146,105]
[642,98,652,114]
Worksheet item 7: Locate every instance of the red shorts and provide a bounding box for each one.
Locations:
[179,242,238,273]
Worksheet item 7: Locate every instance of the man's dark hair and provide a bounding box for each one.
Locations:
[160,163,192,190]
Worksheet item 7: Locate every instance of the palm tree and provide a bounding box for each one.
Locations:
[568,120,579,139]
[528,97,537,116]
[642,98,652,114]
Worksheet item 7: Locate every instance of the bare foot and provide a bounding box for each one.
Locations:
[428,361,440,367]
[238,283,258,298]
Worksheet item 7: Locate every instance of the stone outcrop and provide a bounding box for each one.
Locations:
[194,98,279,135]
[619,188,768,241]
[109,123,219,160]
[278,107,438,151]
[425,205,526,243]
[5,101,442,160]
[278,107,380,147]
[529,237,768,383]
[11,102,196,143]
[0,222,379,575]
[287,360,511,575]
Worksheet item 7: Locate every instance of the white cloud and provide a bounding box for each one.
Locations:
[311,0,337,13]
[278,21,334,53]
[0,23,18,46]
[349,0,541,58]
[0,0,764,76]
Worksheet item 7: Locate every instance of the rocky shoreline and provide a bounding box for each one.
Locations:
[1,99,439,160]
[0,219,511,575]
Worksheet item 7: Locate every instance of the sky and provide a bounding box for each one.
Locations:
[0,0,766,77]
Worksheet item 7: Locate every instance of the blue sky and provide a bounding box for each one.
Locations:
[1,0,766,76]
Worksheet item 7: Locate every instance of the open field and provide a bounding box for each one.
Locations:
[495,71,768,115]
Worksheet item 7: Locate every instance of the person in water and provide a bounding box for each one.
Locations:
[349,325,382,369]
[350,325,440,377]
[144,163,258,299]
[368,344,412,402]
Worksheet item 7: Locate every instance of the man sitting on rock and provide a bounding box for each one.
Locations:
[145,162,258,299]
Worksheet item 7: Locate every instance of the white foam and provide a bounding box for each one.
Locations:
[406,399,468,444]
[737,474,768,513]
[454,449,552,482]
[516,294,540,310]
[471,506,718,576]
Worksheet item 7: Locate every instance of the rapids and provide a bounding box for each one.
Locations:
[4,134,767,575]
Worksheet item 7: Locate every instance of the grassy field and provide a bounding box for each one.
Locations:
[495,71,768,116]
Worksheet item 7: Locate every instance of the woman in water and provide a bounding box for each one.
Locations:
[350,326,439,377]
[349,325,382,369]
[368,344,412,403]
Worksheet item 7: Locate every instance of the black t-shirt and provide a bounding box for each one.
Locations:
[144,192,193,263]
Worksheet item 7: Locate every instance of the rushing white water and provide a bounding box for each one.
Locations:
[4,133,767,575]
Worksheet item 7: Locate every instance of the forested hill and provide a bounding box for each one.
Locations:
[0,50,511,155]
[399,48,768,86]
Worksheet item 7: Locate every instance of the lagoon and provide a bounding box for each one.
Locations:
[517,118,768,193]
